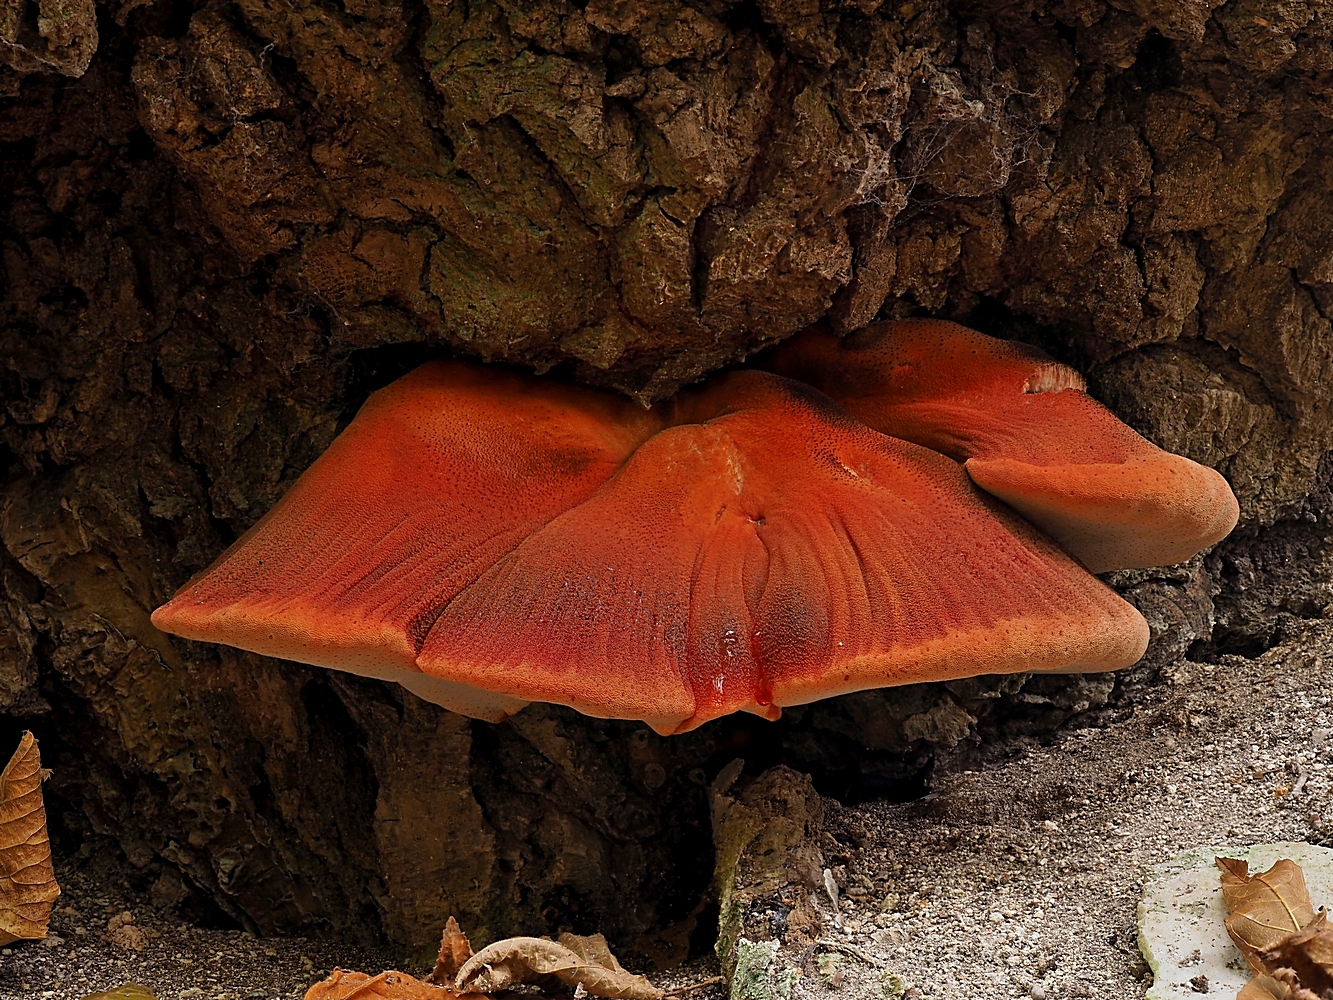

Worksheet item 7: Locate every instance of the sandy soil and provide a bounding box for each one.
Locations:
[2,619,1330,1000]
[800,619,1333,1000]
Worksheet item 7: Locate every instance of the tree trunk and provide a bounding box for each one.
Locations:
[0,0,1330,962]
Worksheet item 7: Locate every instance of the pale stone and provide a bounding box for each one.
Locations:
[1138,841,1333,999]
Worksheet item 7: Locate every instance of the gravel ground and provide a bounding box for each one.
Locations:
[0,855,401,1000]
[0,855,725,1000]
[800,619,1333,1000]
[1,619,1329,1000]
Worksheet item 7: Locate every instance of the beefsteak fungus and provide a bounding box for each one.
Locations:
[761,319,1240,573]
[152,355,1155,733]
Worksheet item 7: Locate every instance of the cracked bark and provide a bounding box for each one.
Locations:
[0,0,1331,961]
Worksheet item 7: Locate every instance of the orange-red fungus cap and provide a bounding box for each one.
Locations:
[761,319,1240,573]
[154,360,1147,733]
[150,359,663,722]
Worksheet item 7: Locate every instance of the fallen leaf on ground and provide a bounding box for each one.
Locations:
[428,915,474,984]
[1236,974,1290,1000]
[304,969,458,999]
[1217,857,1316,975]
[558,932,644,983]
[1260,909,1333,999]
[80,986,159,1000]
[0,731,60,945]
[455,933,663,999]
[303,920,669,1000]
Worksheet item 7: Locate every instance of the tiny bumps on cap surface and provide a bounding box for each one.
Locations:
[152,325,1233,730]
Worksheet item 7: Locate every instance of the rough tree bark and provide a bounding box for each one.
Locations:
[0,0,1331,963]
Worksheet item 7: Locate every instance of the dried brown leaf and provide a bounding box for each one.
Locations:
[81,986,160,1000]
[556,932,630,975]
[1260,909,1333,999]
[455,934,663,1000]
[303,968,459,1000]
[1217,857,1316,976]
[0,731,59,945]
[428,916,474,985]
[302,924,657,1000]
[1237,975,1291,1000]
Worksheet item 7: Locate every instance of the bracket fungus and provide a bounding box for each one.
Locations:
[152,354,1154,734]
[761,319,1240,573]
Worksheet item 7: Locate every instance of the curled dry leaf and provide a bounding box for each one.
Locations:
[428,915,474,984]
[0,731,60,945]
[1260,909,1333,999]
[303,921,665,1000]
[455,933,663,1000]
[303,968,458,1000]
[1217,857,1316,976]
[1236,975,1290,1000]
